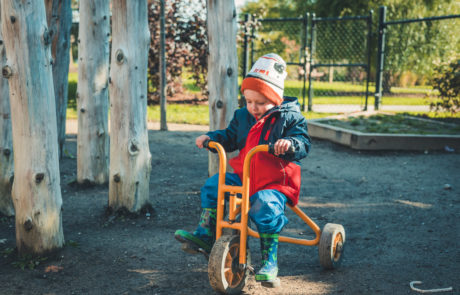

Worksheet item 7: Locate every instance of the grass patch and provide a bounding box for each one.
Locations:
[67,108,78,120]
[303,112,338,120]
[304,95,430,105]
[147,104,210,125]
[144,104,337,125]
[321,113,460,135]
[68,72,78,109]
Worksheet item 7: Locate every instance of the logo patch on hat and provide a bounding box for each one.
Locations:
[274,63,285,74]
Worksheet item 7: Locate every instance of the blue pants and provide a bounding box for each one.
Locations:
[201,173,288,234]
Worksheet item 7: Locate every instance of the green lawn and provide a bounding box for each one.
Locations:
[68,72,78,109]
[147,104,338,125]
[68,103,338,125]
[67,74,453,126]
[68,102,459,128]
[310,96,430,105]
[147,104,210,125]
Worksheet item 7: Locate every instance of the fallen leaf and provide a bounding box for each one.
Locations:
[45,265,64,273]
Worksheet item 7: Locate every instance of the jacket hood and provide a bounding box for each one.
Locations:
[255,96,301,121]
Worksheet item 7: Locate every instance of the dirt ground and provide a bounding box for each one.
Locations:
[0,125,459,295]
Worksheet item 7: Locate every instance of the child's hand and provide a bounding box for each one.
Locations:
[196,135,211,149]
[274,139,292,156]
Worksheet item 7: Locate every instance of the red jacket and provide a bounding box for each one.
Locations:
[228,114,302,205]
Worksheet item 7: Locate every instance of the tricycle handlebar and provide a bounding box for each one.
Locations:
[204,140,295,156]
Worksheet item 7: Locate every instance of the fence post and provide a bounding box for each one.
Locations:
[375,6,386,111]
[307,13,315,112]
[250,15,255,67]
[242,13,250,78]
[364,9,373,111]
[301,13,308,112]
[160,0,167,131]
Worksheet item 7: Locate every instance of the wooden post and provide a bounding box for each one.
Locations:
[109,0,152,212]
[77,0,110,185]
[0,8,14,216]
[45,0,72,159]
[1,0,64,254]
[206,0,238,176]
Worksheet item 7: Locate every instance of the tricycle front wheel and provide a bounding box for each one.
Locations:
[318,223,345,269]
[208,235,250,294]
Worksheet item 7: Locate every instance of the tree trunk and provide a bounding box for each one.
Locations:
[77,0,110,185]
[109,0,151,212]
[206,0,239,175]
[1,0,64,255]
[45,0,72,159]
[0,7,14,216]
[383,71,393,94]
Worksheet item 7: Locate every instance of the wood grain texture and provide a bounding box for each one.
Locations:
[108,0,152,212]
[77,0,110,184]
[0,6,14,216]
[206,0,238,175]
[1,0,64,254]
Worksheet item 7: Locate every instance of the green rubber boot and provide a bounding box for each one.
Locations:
[175,208,216,254]
[255,233,280,286]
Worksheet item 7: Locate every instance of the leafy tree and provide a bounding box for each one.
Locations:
[380,0,459,92]
[430,59,460,113]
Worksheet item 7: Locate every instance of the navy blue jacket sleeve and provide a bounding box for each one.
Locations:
[280,114,311,162]
[205,110,239,153]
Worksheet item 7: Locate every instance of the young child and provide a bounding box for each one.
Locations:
[175,53,311,284]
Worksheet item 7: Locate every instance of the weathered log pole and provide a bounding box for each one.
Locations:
[45,0,72,159]
[1,0,64,255]
[206,0,239,175]
[108,0,152,212]
[0,6,14,216]
[77,0,110,185]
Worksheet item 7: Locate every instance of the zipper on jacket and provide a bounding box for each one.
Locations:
[279,161,286,185]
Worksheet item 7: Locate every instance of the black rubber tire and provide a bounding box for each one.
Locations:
[318,223,346,269]
[208,235,250,294]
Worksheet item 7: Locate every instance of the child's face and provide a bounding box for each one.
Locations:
[244,89,275,120]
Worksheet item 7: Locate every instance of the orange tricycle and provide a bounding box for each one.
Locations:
[204,140,346,294]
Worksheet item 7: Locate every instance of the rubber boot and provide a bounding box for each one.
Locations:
[174,208,216,254]
[255,233,280,287]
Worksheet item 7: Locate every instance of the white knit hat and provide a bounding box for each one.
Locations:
[241,53,287,105]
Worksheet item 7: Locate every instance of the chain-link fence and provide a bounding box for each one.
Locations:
[376,7,459,109]
[308,14,372,111]
[239,13,372,111]
[240,9,459,112]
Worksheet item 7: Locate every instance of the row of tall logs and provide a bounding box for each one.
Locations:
[0,0,153,255]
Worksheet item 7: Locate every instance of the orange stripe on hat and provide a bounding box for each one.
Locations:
[241,77,283,105]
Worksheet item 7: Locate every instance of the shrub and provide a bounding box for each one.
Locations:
[148,0,208,103]
[430,59,460,113]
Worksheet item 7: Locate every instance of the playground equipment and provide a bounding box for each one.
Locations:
[204,140,346,294]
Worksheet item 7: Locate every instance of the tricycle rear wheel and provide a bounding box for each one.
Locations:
[208,235,250,294]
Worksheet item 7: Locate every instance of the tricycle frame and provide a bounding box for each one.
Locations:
[208,141,322,268]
